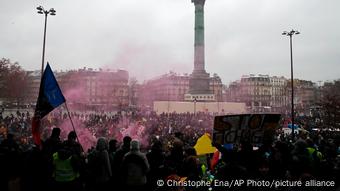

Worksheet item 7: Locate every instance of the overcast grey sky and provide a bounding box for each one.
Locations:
[1,0,339,84]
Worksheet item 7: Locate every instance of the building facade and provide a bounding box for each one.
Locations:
[58,68,129,110]
[240,74,271,112]
[225,74,272,112]
[139,72,223,107]
[270,76,288,113]
[23,68,129,111]
[25,71,41,106]
[287,79,318,115]
[224,74,318,114]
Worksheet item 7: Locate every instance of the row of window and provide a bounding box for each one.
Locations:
[191,95,214,99]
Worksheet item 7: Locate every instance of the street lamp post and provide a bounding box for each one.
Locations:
[282,29,300,139]
[36,6,56,77]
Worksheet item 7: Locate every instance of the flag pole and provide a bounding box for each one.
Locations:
[64,102,82,149]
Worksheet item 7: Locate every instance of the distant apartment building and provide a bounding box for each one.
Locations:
[225,74,272,112]
[224,81,241,102]
[139,72,223,106]
[210,74,224,102]
[270,76,288,113]
[224,74,318,114]
[23,68,129,110]
[25,71,41,105]
[139,72,189,107]
[58,68,129,110]
[241,74,272,112]
[288,79,318,115]
[128,78,139,107]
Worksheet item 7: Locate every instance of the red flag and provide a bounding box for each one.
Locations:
[32,116,42,145]
[210,151,220,171]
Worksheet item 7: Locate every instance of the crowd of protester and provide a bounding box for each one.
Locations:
[0,108,340,191]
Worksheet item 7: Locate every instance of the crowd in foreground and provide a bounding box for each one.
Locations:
[0,109,340,191]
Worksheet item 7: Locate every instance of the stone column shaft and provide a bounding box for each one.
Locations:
[193,0,206,73]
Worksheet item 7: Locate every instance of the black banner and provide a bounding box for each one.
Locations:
[213,114,281,145]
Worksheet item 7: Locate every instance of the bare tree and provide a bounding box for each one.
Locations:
[0,58,29,106]
[319,80,340,129]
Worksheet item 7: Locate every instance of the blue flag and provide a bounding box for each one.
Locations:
[32,63,65,145]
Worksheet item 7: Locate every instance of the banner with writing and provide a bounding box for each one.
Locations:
[213,114,281,145]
